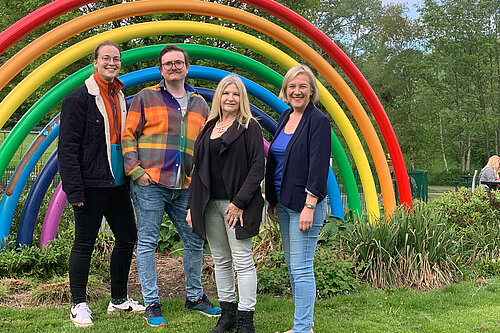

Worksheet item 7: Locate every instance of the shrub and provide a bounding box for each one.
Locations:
[433,187,500,227]
[427,169,463,186]
[342,202,460,290]
[0,222,118,280]
[256,248,290,296]
[158,216,183,256]
[255,219,358,297]
[318,214,354,248]
[314,246,357,298]
[0,227,73,279]
[89,229,116,280]
[433,188,500,272]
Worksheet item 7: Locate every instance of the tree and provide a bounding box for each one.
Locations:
[420,0,500,172]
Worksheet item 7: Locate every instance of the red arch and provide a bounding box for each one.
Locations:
[0,0,412,209]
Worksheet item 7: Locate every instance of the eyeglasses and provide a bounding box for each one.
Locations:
[99,56,121,64]
[162,60,185,69]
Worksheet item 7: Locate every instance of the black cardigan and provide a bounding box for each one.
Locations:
[188,118,265,240]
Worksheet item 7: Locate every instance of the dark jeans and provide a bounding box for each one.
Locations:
[69,185,137,304]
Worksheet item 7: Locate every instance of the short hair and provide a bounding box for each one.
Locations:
[278,64,320,104]
[158,45,189,68]
[93,41,121,60]
[208,75,255,129]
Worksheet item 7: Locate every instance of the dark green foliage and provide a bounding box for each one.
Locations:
[432,188,500,275]
[256,245,359,298]
[0,228,73,279]
[256,248,290,296]
[318,214,354,248]
[256,239,358,297]
[314,246,357,298]
[427,169,466,186]
[158,216,183,256]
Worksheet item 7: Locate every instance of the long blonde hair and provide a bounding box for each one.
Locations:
[207,75,254,129]
[483,155,500,176]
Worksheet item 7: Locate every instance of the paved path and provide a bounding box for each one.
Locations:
[428,185,464,195]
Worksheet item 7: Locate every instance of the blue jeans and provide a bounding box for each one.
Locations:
[130,182,204,306]
[277,199,327,333]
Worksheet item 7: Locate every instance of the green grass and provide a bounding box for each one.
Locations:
[1,277,499,332]
[0,132,58,168]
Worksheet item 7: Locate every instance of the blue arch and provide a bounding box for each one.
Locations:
[13,66,344,246]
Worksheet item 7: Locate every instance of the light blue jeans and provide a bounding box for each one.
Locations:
[277,198,327,333]
[130,182,204,306]
[205,200,257,311]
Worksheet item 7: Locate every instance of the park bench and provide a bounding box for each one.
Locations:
[453,174,475,191]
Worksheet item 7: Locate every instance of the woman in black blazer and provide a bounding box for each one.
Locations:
[265,65,331,333]
[187,75,264,333]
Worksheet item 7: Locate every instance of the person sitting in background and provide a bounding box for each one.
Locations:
[479,155,500,191]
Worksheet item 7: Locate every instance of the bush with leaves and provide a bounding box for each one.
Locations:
[158,215,183,256]
[341,202,460,290]
[314,246,357,298]
[254,219,358,297]
[433,187,500,227]
[0,227,73,279]
[432,188,500,274]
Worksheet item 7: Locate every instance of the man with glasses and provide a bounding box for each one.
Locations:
[123,44,221,327]
[59,41,145,327]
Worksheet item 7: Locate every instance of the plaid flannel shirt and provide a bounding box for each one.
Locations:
[122,81,209,188]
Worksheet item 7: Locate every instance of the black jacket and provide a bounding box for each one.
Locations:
[265,102,331,212]
[188,118,265,240]
[58,75,127,204]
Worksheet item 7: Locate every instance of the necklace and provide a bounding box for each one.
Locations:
[215,118,236,133]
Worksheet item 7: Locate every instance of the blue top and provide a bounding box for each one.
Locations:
[265,102,331,212]
[270,127,293,195]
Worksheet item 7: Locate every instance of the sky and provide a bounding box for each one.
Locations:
[381,0,423,18]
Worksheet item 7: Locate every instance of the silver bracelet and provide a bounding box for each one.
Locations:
[305,188,318,199]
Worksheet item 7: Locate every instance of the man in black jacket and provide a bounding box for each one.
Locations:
[58,41,144,327]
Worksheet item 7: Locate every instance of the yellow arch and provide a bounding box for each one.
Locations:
[0,0,395,217]
[0,21,381,218]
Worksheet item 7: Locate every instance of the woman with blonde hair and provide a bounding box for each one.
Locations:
[479,155,500,191]
[187,75,265,332]
[266,64,331,333]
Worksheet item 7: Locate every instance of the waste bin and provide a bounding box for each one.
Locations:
[408,170,428,202]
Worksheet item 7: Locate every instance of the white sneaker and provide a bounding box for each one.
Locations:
[107,297,146,314]
[70,302,93,327]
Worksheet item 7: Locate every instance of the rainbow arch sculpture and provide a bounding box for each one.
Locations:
[0,0,412,246]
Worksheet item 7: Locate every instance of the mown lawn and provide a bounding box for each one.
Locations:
[0,132,58,168]
[0,277,499,332]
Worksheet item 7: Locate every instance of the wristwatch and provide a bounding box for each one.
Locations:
[304,203,315,209]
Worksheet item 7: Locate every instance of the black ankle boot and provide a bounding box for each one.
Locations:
[210,302,237,333]
[235,310,255,333]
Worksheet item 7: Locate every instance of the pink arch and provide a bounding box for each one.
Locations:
[0,0,412,209]
[39,181,66,249]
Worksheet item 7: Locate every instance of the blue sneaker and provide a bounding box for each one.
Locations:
[143,302,167,327]
[185,294,221,317]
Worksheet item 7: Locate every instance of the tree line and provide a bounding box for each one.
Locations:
[315,0,499,173]
[0,0,498,174]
